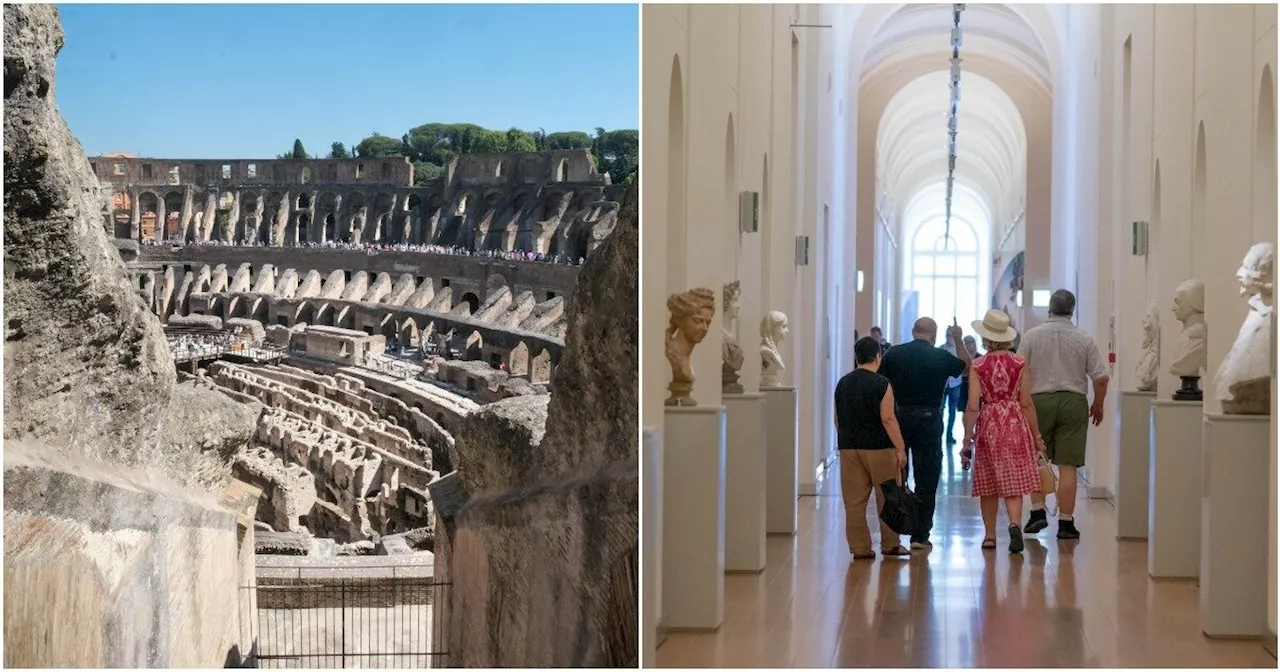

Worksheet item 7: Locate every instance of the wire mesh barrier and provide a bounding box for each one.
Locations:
[241,569,449,668]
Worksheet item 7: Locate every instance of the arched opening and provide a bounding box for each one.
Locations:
[464,331,483,361]
[111,190,132,239]
[323,213,335,242]
[296,193,311,209]
[405,194,421,212]
[666,55,687,293]
[723,113,738,278]
[459,292,480,315]
[531,348,553,383]
[907,215,982,335]
[495,160,505,178]
[296,302,315,326]
[164,191,183,240]
[1256,65,1276,242]
[400,318,420,348]
[139,192,160,242]
[1192,122,1207,274]
[315,304,334,327]
[297,213,310,245]
[556,158,569,182]
[509,341,530,377]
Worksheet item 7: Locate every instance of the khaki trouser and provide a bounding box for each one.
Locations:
[839,448,902,555]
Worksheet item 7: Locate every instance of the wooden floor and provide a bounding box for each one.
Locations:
[656,445,1276,668]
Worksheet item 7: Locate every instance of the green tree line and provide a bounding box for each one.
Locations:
[280,124,637,186]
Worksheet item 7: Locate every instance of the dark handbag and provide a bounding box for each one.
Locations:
[879,477,921,536]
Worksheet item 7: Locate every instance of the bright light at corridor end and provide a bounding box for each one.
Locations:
[857,270,865,293]
[1033,290,1051,308]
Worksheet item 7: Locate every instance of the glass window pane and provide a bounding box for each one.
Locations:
[949,220,978,251]
[914,218,945,250]
[956,277,978,328]
[933,277,957,322]
[957,255,977,276]
[914,255,934,276]
[934,255,956,275]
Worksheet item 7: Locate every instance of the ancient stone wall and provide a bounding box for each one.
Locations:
[430,184,638,667]
[3,5,262,666]
[96,150,623,256]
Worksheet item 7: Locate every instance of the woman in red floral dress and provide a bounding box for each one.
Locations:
[960,309,1045,554]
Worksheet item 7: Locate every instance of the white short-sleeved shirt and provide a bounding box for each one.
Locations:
[1017,316,1108,396]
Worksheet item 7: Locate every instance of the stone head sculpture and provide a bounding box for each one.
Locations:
[1135,302,1161,392]
[1215,243,1275,414]
[1169,279,1208,391]
[723,281,741,326]
[1237,242,1275,301]
[665,287,717,406]
[1172,279,1205,324]
[760,310,790,387]
[722,281,745,393]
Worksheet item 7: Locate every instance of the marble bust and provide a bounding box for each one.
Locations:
[1135,302,1161,392]
[760,310,790,387]
[1169,279,1207,401]
[1214,242,1274,414]
[665,287,716,407]
[721,281,745,394]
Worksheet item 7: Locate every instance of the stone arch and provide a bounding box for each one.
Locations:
[296,302,315,326]
[322,212,336,242]
[164,191,184,240]
[296,213,310,245]
[315,303,334,327]
[464,331,483,360]
[138,191,160,242]
[509,341,530,377]
[296,192,311,210]
[495,160,506,178]
[337,306,355,330]
[400,317,420,347]
[264,192,283,244]
[531,348,553,383]
[111,190,132,239]
[459,292,480,315]
[405,193,421,212]
[346,191,368,242]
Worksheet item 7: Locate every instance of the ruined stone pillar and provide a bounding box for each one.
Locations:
[130,187,141,241]
[226,190,242,244]
[179,187,194,242]
[155,199,166,243]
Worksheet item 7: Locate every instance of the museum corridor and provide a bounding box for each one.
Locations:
[641,4,1278,667]
[655,455,1275,668]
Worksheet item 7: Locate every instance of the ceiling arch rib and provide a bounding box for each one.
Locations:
[876,69,1026,230]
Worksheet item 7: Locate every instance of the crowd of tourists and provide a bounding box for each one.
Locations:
[141,237,584,266]
[834,289,1109,560]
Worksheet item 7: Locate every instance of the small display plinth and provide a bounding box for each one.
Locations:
[762,386,799,536]
[1199,414,1270,638]
[1117,391,1157,540]
[1173,376,1203,402]
[723,393,767,574]
[1149,399,1204,579]
[661,406,726,631]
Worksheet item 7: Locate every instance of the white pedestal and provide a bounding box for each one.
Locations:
[1117,391,1157,539]
[641,426,662,666]
[1200,414,1270,637]
[763,386,799,536]
[723,393,767,573]
[1149,399,1204,579]
[662,406,726,630]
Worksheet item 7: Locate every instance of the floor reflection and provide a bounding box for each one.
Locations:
[656,444,1275,668]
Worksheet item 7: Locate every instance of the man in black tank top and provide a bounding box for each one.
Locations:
[833,337,910,559]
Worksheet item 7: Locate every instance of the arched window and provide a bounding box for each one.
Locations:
[909,217,981,334]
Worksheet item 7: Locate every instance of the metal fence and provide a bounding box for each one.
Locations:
[241,567,449,668]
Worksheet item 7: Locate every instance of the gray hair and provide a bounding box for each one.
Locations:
[1049,289,1076,317]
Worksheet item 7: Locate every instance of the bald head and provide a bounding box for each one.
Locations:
[912,317,938,343]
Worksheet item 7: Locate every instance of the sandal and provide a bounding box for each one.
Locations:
[981,538,996,549]
[852,551,876,560]
[881,545,911,557]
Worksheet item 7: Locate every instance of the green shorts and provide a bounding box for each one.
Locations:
[1032,391,1089,468]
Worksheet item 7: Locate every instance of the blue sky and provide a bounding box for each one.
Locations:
[55,3,638,158]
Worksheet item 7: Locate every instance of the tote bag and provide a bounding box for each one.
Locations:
[879,477,922,537]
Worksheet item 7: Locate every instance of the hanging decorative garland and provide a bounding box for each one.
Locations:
[944,3,965,244]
